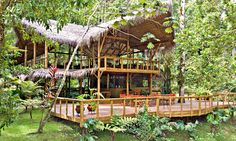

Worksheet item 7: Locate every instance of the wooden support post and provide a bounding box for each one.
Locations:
[80,101,84,128]
[190,98,193,116]
[205,97,207,113]
[66,100,68,116]
[24,46,27,66]
[104,56,107,69]
[199,97,202,115]
[107,74,109,90]
[33,42,36,66]
[44,41,48,68]
[123,99,126,117]
[145,98,149,111]
[149,74,152,95]
[110,100,113,116]
[72,101,75,118]
[135,98,138,114]
[97,38,101,98]
[156,98,159,116]
[126,73,129,95]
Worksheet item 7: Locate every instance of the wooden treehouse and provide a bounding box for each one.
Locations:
[15,11,236,127]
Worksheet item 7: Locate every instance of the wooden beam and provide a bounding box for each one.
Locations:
[33,42,36,66]
[99,34,107,53]
[44,41,48,68]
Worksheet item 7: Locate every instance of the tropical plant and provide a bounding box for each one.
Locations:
[207,109,230,134]
[175,120,199,140]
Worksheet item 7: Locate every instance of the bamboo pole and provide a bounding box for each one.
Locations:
[66,100,68,116]
[72,101,75,118]
[123,99,126,117]
[190,98,193,116]
[59,99,62,116]
[107,74,109,90]
[44,41,48,68]
[199,98,201,115]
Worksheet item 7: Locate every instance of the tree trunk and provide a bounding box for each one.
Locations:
[37,4,100,133]
[0,13,5,49]
[178,0,186,97]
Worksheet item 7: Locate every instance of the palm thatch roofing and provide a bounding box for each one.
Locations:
[15,11,174,63]
[27,68,97,79]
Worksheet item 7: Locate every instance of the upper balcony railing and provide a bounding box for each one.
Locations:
[100,56,160,74]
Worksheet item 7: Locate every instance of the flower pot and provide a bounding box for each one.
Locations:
[75,105,85,114]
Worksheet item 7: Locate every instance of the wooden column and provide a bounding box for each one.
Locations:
[107,73,109,90]
[97,39,101,99]
[149,74,153,95]
[44,41,48,68]
[33,42,36,66]
[24,46,27,66]
[126,73,129,95]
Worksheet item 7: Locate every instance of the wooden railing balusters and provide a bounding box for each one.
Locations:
[59,99,62,116]
[169,97,172,117]
[135,98,138,114]
[123,99,126,117]
[190,97,193,116]
[110,100,113,117]
[72,100,75,118]
[54,99,57,112]
[199,97,201,115]
[80,101,84,128]
[156,98,159,116]
[66,99,68,116]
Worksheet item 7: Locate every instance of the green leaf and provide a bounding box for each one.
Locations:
[165,27,173,33]
[147,42,155,49]
[139,0,146,4]
[112,21,120,29]
[120,19,127,26]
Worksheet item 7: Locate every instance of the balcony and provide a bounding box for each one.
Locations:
[100,56,160,74]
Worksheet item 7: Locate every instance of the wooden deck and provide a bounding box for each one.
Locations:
[51,93,236,127]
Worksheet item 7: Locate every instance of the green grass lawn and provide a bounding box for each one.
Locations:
[1,110,236,141]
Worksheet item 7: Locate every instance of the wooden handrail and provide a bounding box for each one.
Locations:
[51,93,236,126]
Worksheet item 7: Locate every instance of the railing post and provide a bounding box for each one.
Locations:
[72,100,75,119]
[205,97,207,114]
[199,97,202,115]
[156,97,159,116]
[135,98,138,114]
[96,100,99,118]
[54,99,57,112]
[123,99,126,117]
[190,97,193,116]
[145,98,149,111]
[113,58,116,68]
[110,100,113,117]
[66,99,68,116]
[180,97,183,117]
[80,101,84,128]
[104,57,107,69]
[59,99,62,116]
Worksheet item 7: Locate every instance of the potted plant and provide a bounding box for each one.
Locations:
[75,94,88,114]
[87,92,104,114]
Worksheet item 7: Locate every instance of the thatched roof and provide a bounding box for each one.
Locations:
[27,68,97,79]
[16,11,174,63]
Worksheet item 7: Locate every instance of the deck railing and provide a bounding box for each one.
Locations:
[51,93,236,127]
[99,56,160,73]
